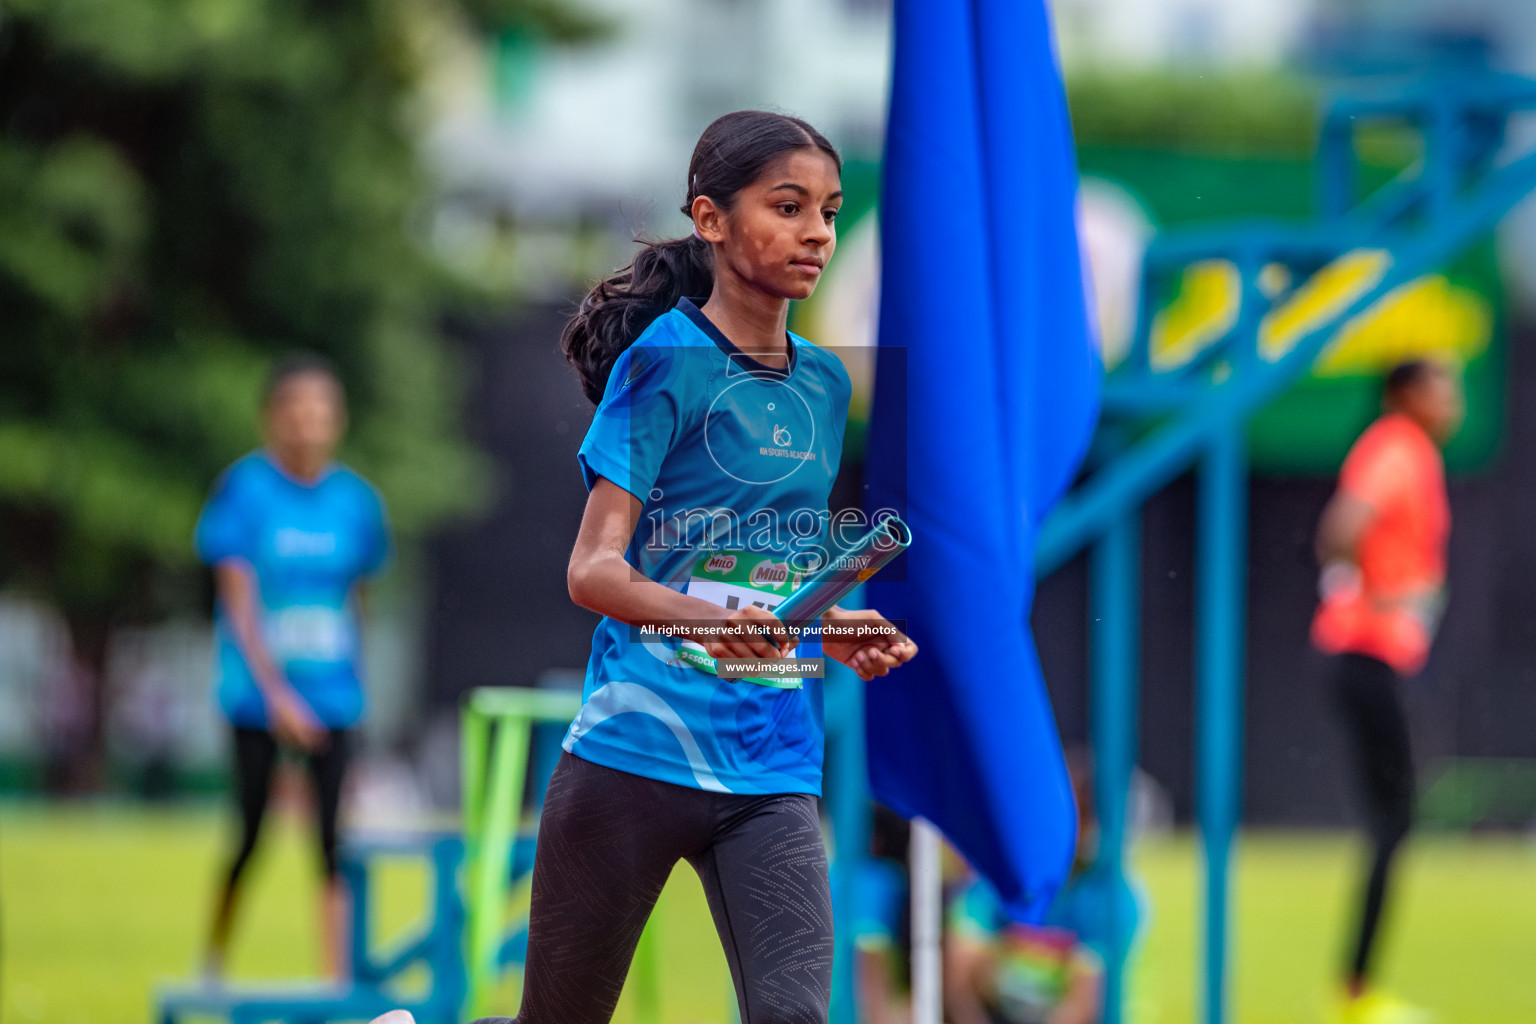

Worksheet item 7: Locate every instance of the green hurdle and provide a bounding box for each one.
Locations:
[461,686,666,1021]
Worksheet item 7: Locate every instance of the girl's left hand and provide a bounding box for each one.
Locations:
[822,608,918,682]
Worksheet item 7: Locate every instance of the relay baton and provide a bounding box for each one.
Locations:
[770,514,912,637]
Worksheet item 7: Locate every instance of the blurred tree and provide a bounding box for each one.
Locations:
[0,0,602,788]
[1067,70,1319,155]
[1068,69,1424,171]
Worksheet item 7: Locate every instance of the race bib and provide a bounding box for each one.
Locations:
[265,605,352,664]
[679,551,806,689]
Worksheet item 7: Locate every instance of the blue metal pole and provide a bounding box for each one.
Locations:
[1427,97,1458,222]
[1318,113,1354,220]
[1090,510,1140,1024]
[435,836,469,1021]
[826,657,871,1024]
[1196,429,1247,1024]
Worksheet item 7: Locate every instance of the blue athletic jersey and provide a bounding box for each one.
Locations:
[565,297,853,796]
[195,451,392,729]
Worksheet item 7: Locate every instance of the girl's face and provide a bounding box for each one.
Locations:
[695,148,843,301]
[265,372,345,459]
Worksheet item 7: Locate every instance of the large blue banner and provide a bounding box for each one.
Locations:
[864,0,1102,919]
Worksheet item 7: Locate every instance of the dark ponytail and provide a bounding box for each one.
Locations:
[562,236,714,405]
[562,110,841,405]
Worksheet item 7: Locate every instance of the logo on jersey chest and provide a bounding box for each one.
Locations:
[705,379,818,485]
[761,422,816,462]
[274,528,338,558]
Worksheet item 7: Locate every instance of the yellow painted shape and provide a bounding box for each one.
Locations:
[1259,248,1393,361]
[1150,260,1241,370]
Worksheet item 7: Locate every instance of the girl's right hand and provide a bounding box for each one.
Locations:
[701,605,792,662]
[267,685,327,752]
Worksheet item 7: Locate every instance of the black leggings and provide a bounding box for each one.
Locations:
[1331,653,1415,984]
[476,751,833,1024]
[226,726,352,883]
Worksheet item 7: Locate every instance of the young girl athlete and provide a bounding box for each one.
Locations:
[474,110,919,1024]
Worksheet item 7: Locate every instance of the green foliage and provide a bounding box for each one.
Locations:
[458,0,611,42]
[1067,69,1321,156]
[0,0,587,617]
[1066,69,1425,170]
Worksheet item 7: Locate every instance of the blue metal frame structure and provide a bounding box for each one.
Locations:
[156,833,468,1024]
[1039,72,1536,1024]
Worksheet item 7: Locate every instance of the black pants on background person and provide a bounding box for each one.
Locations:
[1331,652,1415,986]
[204,724,355,980]
[228,726,353,883]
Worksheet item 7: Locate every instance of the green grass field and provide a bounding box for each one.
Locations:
[3,804,1534,1023]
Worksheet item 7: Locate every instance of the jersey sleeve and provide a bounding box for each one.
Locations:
[356,481,393,578]
[194,465,255,566]
[577,343,682,501]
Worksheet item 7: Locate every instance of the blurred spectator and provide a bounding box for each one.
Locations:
[852,759,1152,1024]
[195,353,393,982]
[944,752,1148,1024]
[1311,359,1462,1024]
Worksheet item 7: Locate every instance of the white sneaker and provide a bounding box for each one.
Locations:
[367,1013,416,1024]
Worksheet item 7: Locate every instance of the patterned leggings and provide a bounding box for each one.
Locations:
[474,751,833,1024]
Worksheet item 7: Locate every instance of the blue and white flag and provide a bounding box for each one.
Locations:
[864,0,1102,920]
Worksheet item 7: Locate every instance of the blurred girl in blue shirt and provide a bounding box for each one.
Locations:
[195,354,391,981]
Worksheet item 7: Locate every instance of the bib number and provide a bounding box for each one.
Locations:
[265,606,352,664]
[680,552,804,689]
